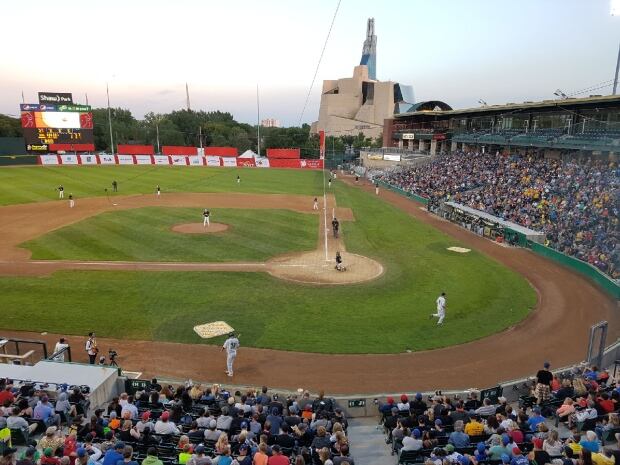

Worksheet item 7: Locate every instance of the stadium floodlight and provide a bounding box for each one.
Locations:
[553,89,568,99]
[478,99,488,106]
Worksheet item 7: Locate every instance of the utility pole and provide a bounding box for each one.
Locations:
[613,41,620,95]
[155,120,160,154]
[186,82,191,111]
[106,83,114,154]
[256,84,261,157]
[198,126,203,148]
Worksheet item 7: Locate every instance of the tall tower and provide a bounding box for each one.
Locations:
[186,82,191,111]
[360,18,377,80]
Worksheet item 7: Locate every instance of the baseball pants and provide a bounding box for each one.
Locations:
[226,352,236,374]
[431,310,445,324]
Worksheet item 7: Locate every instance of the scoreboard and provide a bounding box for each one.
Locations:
[20,96,95,152]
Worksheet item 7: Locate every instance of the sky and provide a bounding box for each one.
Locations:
[1,0,619,126]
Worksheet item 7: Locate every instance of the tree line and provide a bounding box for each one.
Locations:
[0,109,382,157]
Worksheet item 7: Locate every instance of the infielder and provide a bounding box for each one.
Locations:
[156,185,161,197]
[58,185,64,199]
[313,197,319,210]
[237,175,241,184]
[69,194,75,208]
[203,209,210,227]
[222,332,239,377]
[430,292,446,325]
[328,178,332,188]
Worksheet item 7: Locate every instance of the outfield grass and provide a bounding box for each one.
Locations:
[22,208,317,262]
[0,169,537,354]
[0,166,324,205]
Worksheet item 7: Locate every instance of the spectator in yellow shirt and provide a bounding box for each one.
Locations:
[465,416,485,436]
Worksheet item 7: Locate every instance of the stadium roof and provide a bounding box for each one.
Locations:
[395,94,620,118]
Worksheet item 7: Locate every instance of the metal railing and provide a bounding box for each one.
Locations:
[0,337,48,359]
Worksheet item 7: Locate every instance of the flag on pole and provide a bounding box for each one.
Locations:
[319,130,325,160]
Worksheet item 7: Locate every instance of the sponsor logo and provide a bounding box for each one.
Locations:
[27,144,49,151]
[38,92,73,104]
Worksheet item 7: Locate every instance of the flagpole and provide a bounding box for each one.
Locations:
[106,83,114,154]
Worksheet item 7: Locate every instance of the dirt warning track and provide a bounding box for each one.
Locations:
[0,183,618,394]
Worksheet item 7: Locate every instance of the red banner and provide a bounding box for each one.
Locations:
[204,147,238,157]
[162,146,197,155]
[117,144,154,155]
[319,131,325,160]
[50,143,95,152]
[266,148,301,159]
[236,158,256,167]
[79,113,93,129]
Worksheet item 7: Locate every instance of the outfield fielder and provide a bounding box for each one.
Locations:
[58,185,64,199]
[430,292,446,325]
[203,209,210,228]
[222,332,239,377]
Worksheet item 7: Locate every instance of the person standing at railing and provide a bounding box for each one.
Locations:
[53,338,69,362]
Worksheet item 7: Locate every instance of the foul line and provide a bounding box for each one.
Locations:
[323,168,329,262]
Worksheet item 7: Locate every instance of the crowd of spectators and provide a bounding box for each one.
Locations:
[0,379,353,465]
[378,365,620,465]
[378,151,619,279]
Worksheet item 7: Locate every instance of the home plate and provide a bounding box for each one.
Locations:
[193,321,234,339]
[447,247,471,253]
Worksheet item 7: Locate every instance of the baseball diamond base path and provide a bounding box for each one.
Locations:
[0,182,618,394]
[0,192,381,284]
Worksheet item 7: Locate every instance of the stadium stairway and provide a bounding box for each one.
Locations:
[347,417,394,465]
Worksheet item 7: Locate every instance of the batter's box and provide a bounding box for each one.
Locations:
[193,321,234,339]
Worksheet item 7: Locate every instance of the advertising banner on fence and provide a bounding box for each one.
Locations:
[222,157,237,167]
[255,158,270,168]
[206,156,221,167]
[135,155,152,165]
[79,154,97,165]
[153,155,170,165]
[300,159,323,169]
[100,155,116,164]
[117,155,134,165]
[171,156,188,166]
[188,156,204,166]
[59,154,78,164]
[236,158,256,167]
[40,154,59,165]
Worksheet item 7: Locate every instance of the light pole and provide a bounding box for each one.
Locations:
[613,0,619,94]
[106,82,114,154]
[613,41,620,95]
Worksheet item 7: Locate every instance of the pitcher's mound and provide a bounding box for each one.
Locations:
[172,223,229,234]
[267,251,383,285]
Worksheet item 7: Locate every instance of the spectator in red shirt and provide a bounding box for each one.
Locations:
[596,393,615,414]
[267,445,289,465]
[0,386,15,405]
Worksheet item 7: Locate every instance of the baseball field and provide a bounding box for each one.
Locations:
[0,165,536,355]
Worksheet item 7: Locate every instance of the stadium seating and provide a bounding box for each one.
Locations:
[378,151,619,280]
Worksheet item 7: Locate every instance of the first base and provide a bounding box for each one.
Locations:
[193,321,234,339]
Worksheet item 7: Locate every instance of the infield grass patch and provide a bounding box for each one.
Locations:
[22,208,317,262]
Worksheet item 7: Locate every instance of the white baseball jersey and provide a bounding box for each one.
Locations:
[436,296,446,312]
[223,337,239,354]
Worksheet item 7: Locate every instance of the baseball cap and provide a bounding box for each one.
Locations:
[533,438,543,449]
[415,393,423,400]
[77,448,87,458]
[502,434,511,445]
[501,454,511,464]
[142,411,151,421]
[46,426,57,435]
[400,394,409,402]
[114,442,126,450]
[413,429,421,438]
[544,361,550,368]
[239,444,249,452]
[512,447,522,455]
[386,396,394,404]
[240,421,248,429]
[435,419,443,426]
[44,448,53,457]
[195,446,205,455]
[532,407,541,414]
[160,411,169,420]
[458,456,470,465]
[272,445,281,453]
[209,419,217,428]
[445,444,455,452]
